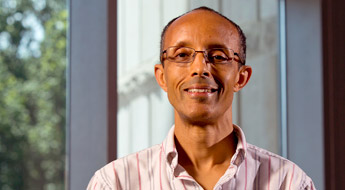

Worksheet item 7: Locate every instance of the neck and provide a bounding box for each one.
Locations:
[174,109,237,170]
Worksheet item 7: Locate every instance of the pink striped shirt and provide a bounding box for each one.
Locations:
[87,125,315,190]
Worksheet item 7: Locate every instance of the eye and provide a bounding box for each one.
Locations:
[171,48,193,61]
[176,53,188,58]
[212,55,227,61]
[208,50,229,63]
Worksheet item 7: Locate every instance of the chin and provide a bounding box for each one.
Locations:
[187,119,215,126]
[179,110,218,126]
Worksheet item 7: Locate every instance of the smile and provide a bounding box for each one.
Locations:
[187,89,212,93]
[187,88,216,93]
[184,87,218,95]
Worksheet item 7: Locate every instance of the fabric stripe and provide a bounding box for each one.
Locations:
[136,153,142,190]
[93,182,98,190]
[311,181,314,190]
[127,158,130,189]
[150,149,154,190]
[147,149,152,190]
[254,149,258,190]
[244,157,247,190]
[283,160,285,188]
[299,172,305,188]
[159,145,163,190]
[122,159,127,190]
[278,158,281,189]
[177,175,194,179]
[167,161,176,190]
[112,162,118,189]
[87,125,314,190]
[289,164,295,190]
[100,168,111,188]
[268,155,271,190]
[182,180,187,190]
[258,156,261,189]
[167,167,173,190]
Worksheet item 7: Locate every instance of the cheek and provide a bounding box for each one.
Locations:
[224,73,237,87]
[165,67,186,89]
[212,68,238,89]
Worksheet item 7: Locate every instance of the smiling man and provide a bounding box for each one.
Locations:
[88,7,315,190]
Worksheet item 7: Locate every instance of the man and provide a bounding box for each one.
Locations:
[88,7,315,190]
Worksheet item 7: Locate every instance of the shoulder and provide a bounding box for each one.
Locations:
[87,144,162,190]
[246,143,288,163]
[112,143,162,169]
[246,143,315,190]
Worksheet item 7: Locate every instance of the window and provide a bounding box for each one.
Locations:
[117,0,281,157]
[0,0,67,189]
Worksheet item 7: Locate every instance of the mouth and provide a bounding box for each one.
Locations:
[183,86,219,97]
[185,88,218,93]
[181,78,220,98]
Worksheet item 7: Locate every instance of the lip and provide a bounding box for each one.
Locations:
[183,85,219,96]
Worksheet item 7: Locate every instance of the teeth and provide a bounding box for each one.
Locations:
[188,89,212,93]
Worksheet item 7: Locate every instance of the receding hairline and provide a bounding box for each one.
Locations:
[160,7,247,65]
[164,10,239,46]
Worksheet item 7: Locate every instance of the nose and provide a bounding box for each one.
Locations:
[191,51,211,77]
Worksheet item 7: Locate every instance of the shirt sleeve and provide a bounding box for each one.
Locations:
[302,176,316,190]
[86,173,113,190]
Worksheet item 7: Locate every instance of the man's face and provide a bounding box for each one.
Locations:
[155,10,251,125]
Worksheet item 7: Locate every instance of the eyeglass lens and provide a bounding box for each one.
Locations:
[166,47,234,64]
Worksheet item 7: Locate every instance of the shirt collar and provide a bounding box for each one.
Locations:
[161,125,178,170]
[162,124,248,172]
[231,124,248,166]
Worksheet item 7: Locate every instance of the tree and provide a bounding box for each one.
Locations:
[0,0,66,189]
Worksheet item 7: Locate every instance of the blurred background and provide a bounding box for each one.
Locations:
[0,0,66,189]
[1,0,344,190]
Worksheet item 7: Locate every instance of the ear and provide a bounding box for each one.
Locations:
[234,65,252,92]
[154,64,167,92]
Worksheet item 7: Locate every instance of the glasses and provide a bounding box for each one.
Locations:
[161,46,243,65]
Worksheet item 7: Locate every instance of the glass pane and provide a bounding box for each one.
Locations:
[220,0,281,155]
[0,0,67,189]
[117,0,280,157]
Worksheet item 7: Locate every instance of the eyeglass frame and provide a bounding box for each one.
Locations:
[160,46,244,65]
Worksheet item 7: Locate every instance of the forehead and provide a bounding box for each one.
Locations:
[164,10,239,50]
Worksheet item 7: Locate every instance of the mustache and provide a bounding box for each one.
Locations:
[181,77,219,89]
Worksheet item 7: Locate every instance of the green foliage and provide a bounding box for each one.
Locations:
[0,0,66,189]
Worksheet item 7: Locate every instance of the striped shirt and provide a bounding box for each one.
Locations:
[87,125,315,190]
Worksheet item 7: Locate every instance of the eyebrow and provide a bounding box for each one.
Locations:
[171,41,191,48]
[170,41,232,50]
[206,43,230,49]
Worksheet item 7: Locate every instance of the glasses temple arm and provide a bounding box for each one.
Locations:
[234,52,244,65]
